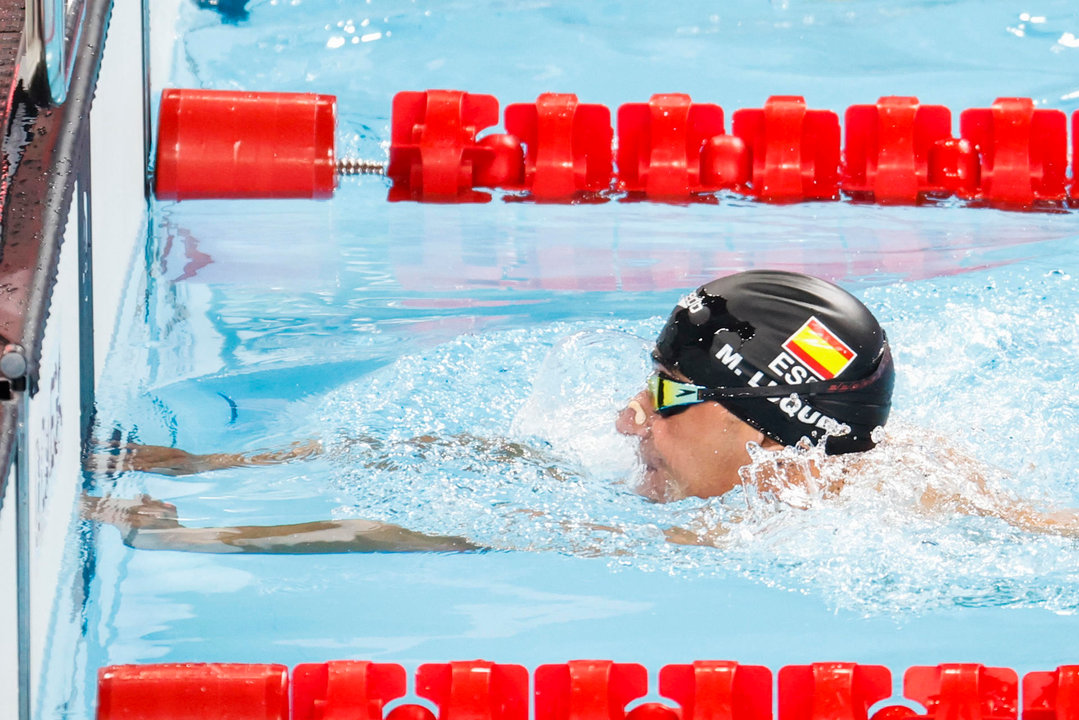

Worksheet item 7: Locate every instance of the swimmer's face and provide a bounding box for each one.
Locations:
[615,366,771,502]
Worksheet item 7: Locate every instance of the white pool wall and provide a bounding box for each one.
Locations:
[0,0,180,717]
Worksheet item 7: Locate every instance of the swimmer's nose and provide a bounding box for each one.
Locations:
[616,390,655,437]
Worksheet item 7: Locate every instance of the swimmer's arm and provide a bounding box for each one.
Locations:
[512,507,731,550]
[82,494,482,553]
[923,486,1079,538]
[88,434,553,479]
[916,448,1079,538]
[989,504,1079,538]
[124,520,484,554]
[85,440,323,477]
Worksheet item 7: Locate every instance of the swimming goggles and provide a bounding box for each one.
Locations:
[648,345,892,416]
[648,373,714,415]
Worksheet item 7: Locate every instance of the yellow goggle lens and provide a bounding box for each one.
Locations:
[648,373,703,414]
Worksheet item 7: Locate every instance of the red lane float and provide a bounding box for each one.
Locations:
[155,89,337,201]
[659,661,772,720]
[843,97,979,203]
[732,96,841,202]
[535,661,648,720]
[293,661,406,720]
[905,664,1018,720]
[152,88,1079,210]
[416,661,529,720]
[386,89,503,202]
[1024,665,1079,720]
[959,98,1068,206]
[97,663,289,720]
[1074,111,1079,201]
[616,93,728,197]
[780,663,892,720]
[96,661,1079,720]
[504,93,613,200]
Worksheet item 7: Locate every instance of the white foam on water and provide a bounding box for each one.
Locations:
[311,265,1079,615]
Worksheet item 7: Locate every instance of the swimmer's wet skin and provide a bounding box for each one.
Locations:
[83,270,1079,553]
[80,495,482,553]
[85,439,325,476]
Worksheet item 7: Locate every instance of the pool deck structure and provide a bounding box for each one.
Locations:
[0,1,21,109]
[0,0,24,212]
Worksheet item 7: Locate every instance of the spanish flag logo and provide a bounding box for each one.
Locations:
[782,316,857,380]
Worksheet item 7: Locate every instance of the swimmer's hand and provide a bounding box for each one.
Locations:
[81,494,183,536]
[662,524,729,548]
[81,494,483,554]
[85,440,323,477]
[663,526,703,545]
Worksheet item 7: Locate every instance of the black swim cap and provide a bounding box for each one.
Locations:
[653,270,894,455]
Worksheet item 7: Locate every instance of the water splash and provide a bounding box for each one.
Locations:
[315,323,655,550]
[311,264,1079,616]
[510,329,651,482]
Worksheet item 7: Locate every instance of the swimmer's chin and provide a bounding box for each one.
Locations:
[634,466,680,503]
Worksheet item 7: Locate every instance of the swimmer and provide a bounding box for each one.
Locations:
[81,270,1079,552]
[616,270,893,504]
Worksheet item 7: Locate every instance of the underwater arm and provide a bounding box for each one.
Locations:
[85,440,324,477]
[929,488,1079,538]
[81,495,483,554]
[991,504,1079,538]
[915,447,1079,539]
[89,432,532,478]
[126,519,484,554]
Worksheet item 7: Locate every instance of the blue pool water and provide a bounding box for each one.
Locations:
[66,1,1079,718]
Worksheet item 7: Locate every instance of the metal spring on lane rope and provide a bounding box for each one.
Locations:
[337,158,386,176]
